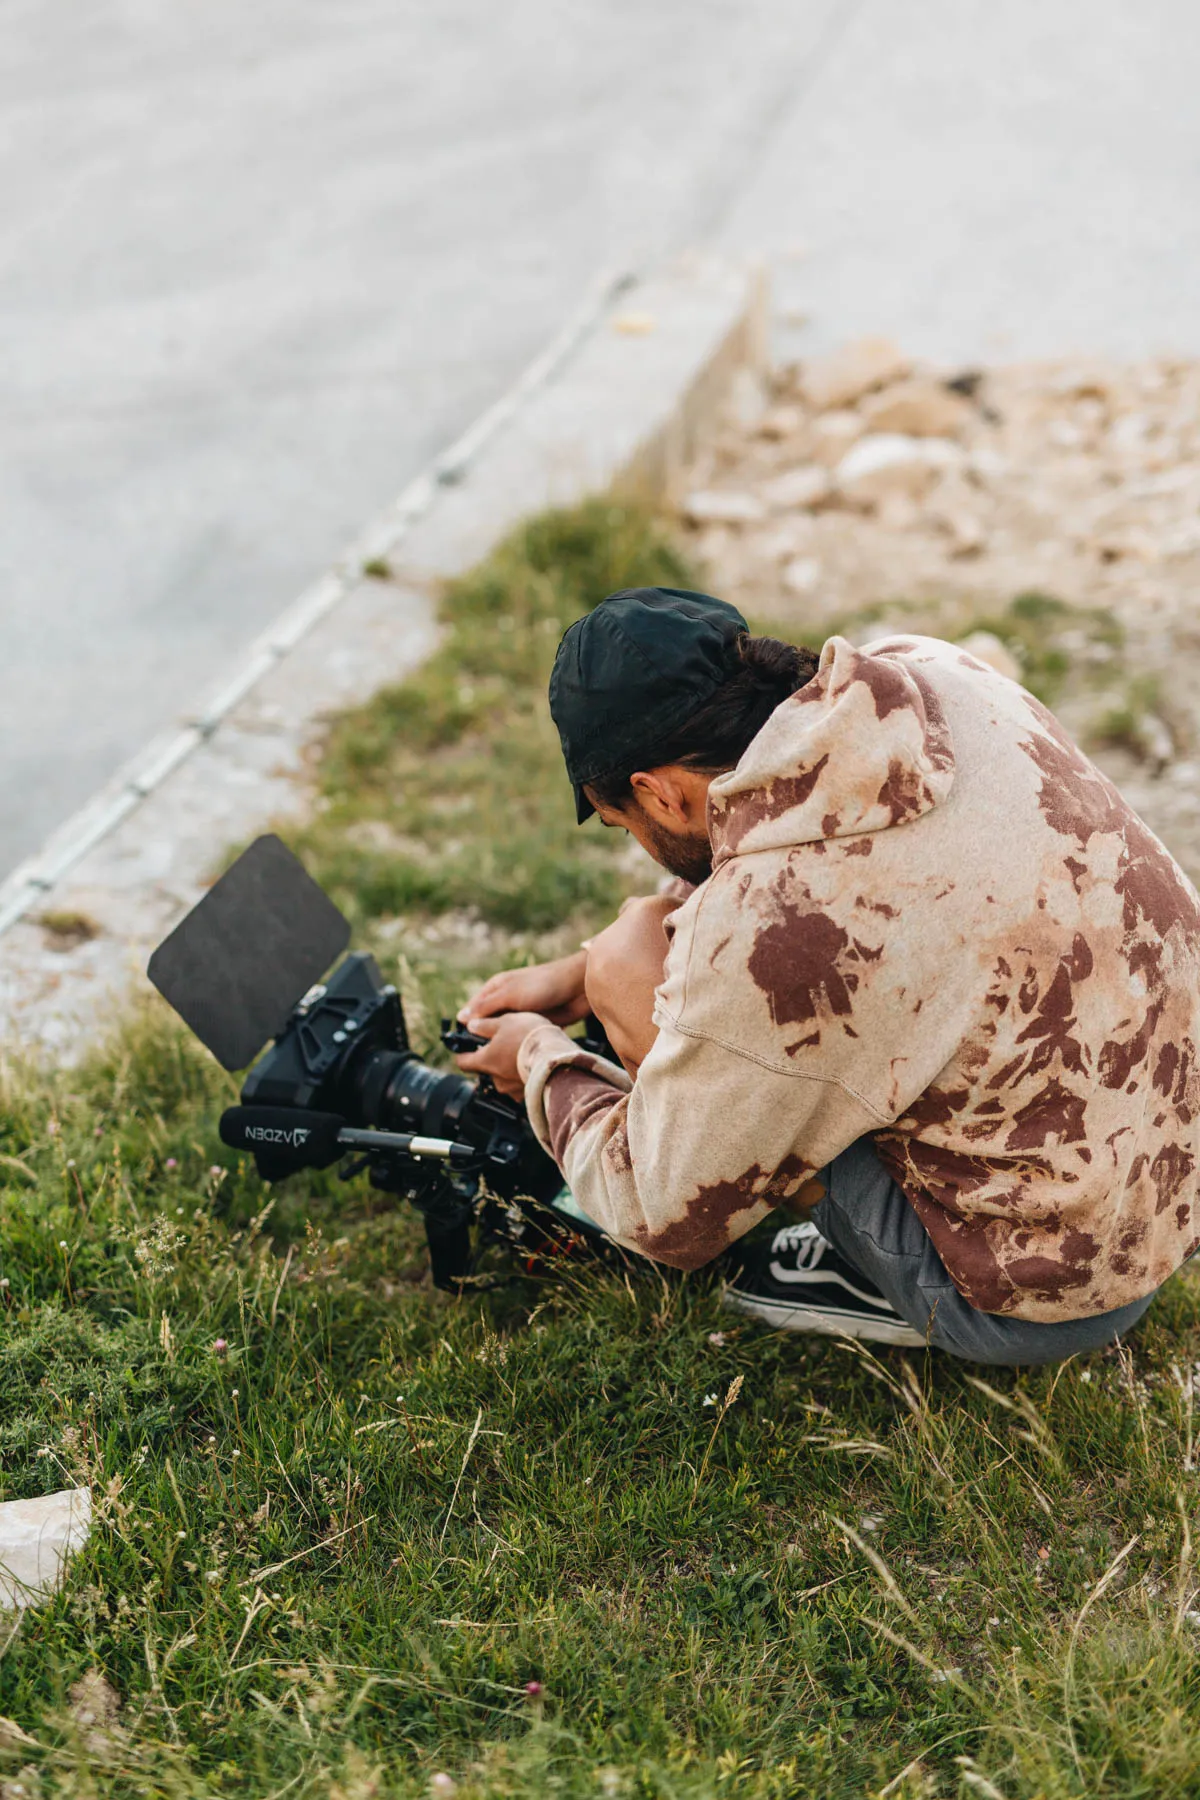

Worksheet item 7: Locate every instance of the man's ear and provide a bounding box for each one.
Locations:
[629,768,688,825]
[629,766,711,826]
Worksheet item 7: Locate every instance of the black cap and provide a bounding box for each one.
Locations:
[549,586,748,822]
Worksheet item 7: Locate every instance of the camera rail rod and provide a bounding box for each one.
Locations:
[336,1126,476,1167]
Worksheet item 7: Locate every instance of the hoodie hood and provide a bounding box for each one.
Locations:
[708,635,957,863]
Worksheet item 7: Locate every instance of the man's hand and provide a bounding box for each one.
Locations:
[458,950,589,1029]
[452,1010,548,1102]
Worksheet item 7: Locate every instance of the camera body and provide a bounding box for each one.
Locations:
[149,835,614,1290]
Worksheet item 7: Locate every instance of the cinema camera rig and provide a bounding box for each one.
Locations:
[148,836,614,1289]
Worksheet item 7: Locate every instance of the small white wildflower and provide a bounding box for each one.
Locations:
[232,1449,240,1459]
[707,1331,726,1347]
[65,1159,76,1170]
[231,1389,239,1398]
[703,1393,718,1407]
[58,1240,68,1249]
[176,1530,186,1540]
[1080,1369,1093,1383]
[0,1278,9,1289]
[205,1570,219,1584]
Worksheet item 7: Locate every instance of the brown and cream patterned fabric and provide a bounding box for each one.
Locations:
[519,634,1200,1320]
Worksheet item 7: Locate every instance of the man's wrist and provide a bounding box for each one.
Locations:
[564,946,589,988]
[516,1020,577,1085]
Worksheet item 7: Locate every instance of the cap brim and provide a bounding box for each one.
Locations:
[574,784,595,824]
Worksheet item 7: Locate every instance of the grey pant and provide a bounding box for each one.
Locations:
[810,1136,1157,1367]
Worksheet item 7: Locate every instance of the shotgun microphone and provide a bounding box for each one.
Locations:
[219,1107,346,1173]
[218,1108,479,1184]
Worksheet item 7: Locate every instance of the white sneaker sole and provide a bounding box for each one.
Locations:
[723,1284,927,1347]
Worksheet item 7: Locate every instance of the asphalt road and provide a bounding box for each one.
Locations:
[3,0,1198,876]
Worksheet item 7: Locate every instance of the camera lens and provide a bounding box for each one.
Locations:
[348,1047,476,1142]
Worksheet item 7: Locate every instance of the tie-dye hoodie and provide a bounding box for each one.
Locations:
[517,633,1200,1321]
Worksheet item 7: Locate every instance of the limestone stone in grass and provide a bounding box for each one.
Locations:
[69,1668,123,1756]
[800,337,910,411]
[681,489,766,526]
[942,509,987,556]
[0,1487,92,1609]
[755,402,803,440]
[781,556,822,597]
[809,409,864,466]
[861,378,973,438]
[927,472,988,555]
[834,433,962,506]
[876,492,921,532]
[761,465,831,511]
[958,631,1022,684]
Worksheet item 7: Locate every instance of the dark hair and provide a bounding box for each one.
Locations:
[587,633,820,811]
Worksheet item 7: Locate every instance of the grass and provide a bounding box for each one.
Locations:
[811,586,1176,771]
[2,500,1200,1798]
[1091,675,1168,761]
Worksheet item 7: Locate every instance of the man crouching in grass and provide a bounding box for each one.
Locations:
[454,586,1200,1365]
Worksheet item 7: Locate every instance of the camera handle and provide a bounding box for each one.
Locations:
[423,1207,476,1290]
[443,1016,619,1064]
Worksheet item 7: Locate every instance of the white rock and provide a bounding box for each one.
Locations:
[800,337,910,411]
[944,511,986,555]
[1047,363,1120,403]
[957,631,1022,683]
[810,410,864,465]
[1142,714,1175,772]
[761,465,832,511]
[756,403,803,440]
[1162,521,1200,558]
[0,1488,92,1609]
[1092,526,1161,564]
[861,379,972,438]
[1130,465,1200,498]
[834,434,962,505]
[1107,413,1152,456]
[1047,418,1086,449]
[927,473,988,554]
[876,493,921,531]
[782,556,822,596]
[756,518,817,562]
[967,447,1009,484]
[681,489,766,526]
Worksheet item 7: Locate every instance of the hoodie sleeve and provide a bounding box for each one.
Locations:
[517,1019,885,1269]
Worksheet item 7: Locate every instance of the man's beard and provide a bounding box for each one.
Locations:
[640,816,714,886]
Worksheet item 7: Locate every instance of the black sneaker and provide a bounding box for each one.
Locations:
[723,1220,926,1346]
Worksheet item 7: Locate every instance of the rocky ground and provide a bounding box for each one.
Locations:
[676,337,1200,887]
